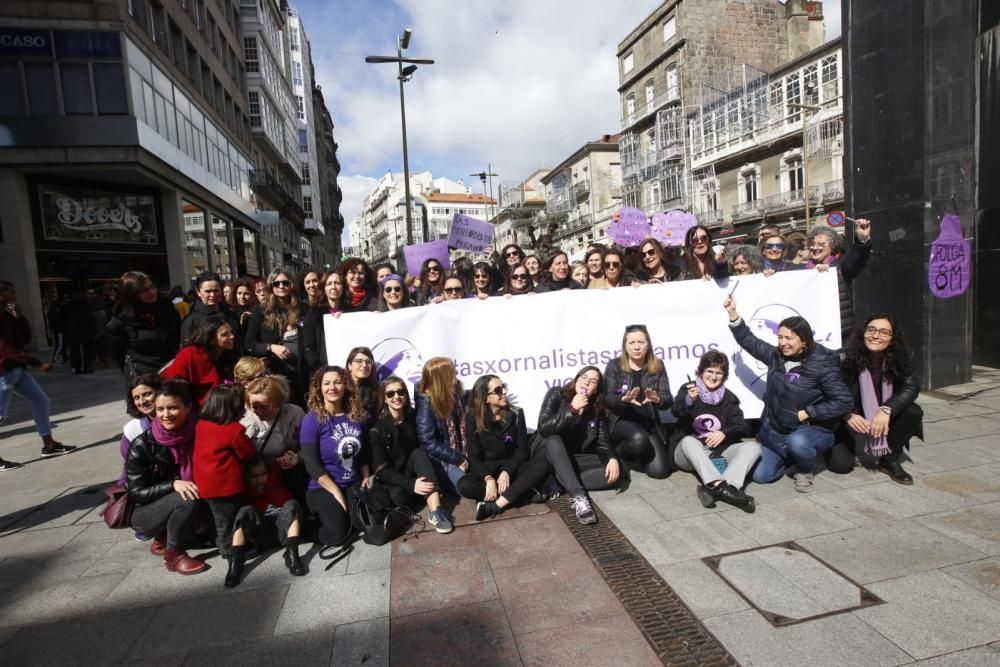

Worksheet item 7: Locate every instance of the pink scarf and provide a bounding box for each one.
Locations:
[859,368,893,456]
[151,416,196,481]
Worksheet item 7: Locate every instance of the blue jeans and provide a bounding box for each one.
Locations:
[0,366,52,437]
[753,421,834,483]
[429,458,465,495]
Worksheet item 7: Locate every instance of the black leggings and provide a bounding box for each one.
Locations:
[457,456,552,504]
[539,435,614,498]
[610,420,670,479]
[306,487,353,546]
[131,492,200,551]
[827,403,924,474]
[382,448,443,509]
[206,495,243,558]
[233,500,301,549]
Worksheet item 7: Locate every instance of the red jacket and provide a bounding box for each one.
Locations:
[0,308,39,375]
[193,420,255,499]
[161,345,221,407]
[245,464,293,514]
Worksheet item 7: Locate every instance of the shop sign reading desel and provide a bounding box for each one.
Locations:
[55,196,142,234]
[37,183,158,245]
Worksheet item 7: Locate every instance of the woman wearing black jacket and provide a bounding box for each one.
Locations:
[603,325,672,479]
[107,271,180,377]
[245,268,308,407]
[534,366,621,525]
[671,351,758,512]
[829,314,923,484]
[533,251,583,293]
[459,375,551,521]
[303,270,344,373]
[179,271,241,346]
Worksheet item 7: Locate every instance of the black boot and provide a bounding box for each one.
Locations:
[878,455,913,485]
[696,485,718,508]
[284,538,305,576]
[475,501,502,521]
[224,545,246,588]
[715,482,756,514]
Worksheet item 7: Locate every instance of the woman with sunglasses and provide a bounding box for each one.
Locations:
[471,262,495,299]
[368,376,452,533]
[337,258,376,313]
[415,258,446,305]
[345,346,378,420]
[501,263,534,296]
[636,238,679,284]
[245,268,308,408]
[460,375,552,521]
[535,366,621,525]
[303,270,344,374]
[760,234,802,275]
[829,315,922,484]
[726,244,763,276]
[603,324,672,479]
[585,246,607,288]
[534,250,582,293]
[377,274,413,312]
[598,249,635,288]
[680,226,727,281]
[723,295,853,492]
[441,274,467,301]
[499,244,526,274]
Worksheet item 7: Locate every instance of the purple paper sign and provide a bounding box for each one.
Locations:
[403,240,450,278]
[608,207,651,247]
[928,214,970,298]
[448,213,494,252]
[650,209,698,247]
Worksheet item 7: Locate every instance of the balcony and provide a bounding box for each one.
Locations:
[250,169,284,207]
[621,90,681,130]
[697,209,724,228]
[762,186,820,213]
[571,179,591,200]
[823,178,844,203]
[732,199,765,222]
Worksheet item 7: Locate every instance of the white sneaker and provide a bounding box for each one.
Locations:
[793,472,814,493]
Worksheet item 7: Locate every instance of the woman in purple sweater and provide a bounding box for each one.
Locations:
[118,373,163,485]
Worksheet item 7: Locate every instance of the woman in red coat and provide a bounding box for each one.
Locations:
[193,383,255,586]
[162,314,239,406]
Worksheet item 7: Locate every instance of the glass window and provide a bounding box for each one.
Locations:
[0,63,24,115]
[94,63,128,114]
[295,94,304,120]
[666,64,679,101]
[644,79,654,105]
[25,63,58,114]
[663,15,676,42]
[622,52,634,74]
[298,128,307,153]
[292,61,303,87]
[61,64,94,115]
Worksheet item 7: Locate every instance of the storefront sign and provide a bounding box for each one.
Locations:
[36,183,158,245]
[0,29,51,55]
[53,31,121,58]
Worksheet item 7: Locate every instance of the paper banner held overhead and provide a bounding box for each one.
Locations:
[447,213,494,253]
[928,214,970,299]
[402,240,450,277]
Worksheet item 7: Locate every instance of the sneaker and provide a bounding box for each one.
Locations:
[793,472,814,493]
[133,531,153,542]
[543,476,562,500]
[40,443,76,458]
[0,458,24,472]
[427,508,454,534]
[571,495,597,525]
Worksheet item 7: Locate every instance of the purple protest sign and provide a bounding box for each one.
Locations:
[650,208,698,247]
[403,240,450,278]
[607,207,650,247]
[447,213,494,252]
[928,214,970,298]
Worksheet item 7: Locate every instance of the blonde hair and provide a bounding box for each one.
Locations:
[619,326,664,374]
[418,356,463,420]
[245,374,290,407]
[234,356,268,384]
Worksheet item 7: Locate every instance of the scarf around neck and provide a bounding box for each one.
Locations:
[805,254,839,269]
[859,367,893,456]
[151,415,196,481]
[349,288,367,308]
[444,394,468,457]
[695,376,726,405]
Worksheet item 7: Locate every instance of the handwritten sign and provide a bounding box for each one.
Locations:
[928,214,970,299]
[403,240,450,278]
[651,209,698,247]
[448,213,494,252]
[607,207,650,247]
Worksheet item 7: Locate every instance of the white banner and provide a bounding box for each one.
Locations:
[324,271,842,429]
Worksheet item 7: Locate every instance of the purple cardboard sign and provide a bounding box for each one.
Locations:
[928,214,970,298]
[650,208,698,247]
[447,213,494,252]
[403,240,450,278]
[608,207,651,247]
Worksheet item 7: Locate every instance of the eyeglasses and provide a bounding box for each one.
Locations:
[625,324,648,333]
[703,369,725,378]
[384,389,406,399]
[764,243,785,250]
[511,273,528,281]
[641,248,658,258]
[488,384,508,397]
[271,280,291,288]
[577,376,599,387]
[505,250,520,257]
[604,261,621,268]
[383,286,402,294]
[865,326,893,338]
[351,358,373,366]
[444,286,463,294]
[426,266,441,273]
[692,235,710,244]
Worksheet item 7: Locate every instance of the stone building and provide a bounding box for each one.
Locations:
[493,169,550,251]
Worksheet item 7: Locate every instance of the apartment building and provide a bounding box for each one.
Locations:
[493,169,550,250]
[312,81,344,267]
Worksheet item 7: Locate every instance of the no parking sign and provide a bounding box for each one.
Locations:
[826,211,845,227]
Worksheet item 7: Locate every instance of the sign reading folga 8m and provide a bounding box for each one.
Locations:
[928,214,970,299]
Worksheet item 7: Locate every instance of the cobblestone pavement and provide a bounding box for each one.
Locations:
[1,366,999,665]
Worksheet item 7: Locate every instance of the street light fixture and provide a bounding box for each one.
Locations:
[470,168,499,221]
[788,99,822,229]
[365,29,434,249]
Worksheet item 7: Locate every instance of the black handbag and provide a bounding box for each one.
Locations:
[347,484,414,546]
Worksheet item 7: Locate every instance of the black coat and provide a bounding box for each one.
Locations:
[124,430,185,506]
[368,413,421,491]
[841,364,922,431]
[670,385,750,457]
[302,305,334,373]
[535,386,616,462]
[107,296,181,376]
[603,358,672,432]
[244,306,309,405]
[464,408,529,479]
[534,277,582,293]
[180,300,242,347]
[831,238,872,343]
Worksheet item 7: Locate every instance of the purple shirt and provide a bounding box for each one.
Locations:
[300,413,365,490]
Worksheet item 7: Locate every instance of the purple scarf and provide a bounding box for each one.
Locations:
[695,376,726,406]
[805,254,839,269]
[859,368,893,456]
[151,415,196,481]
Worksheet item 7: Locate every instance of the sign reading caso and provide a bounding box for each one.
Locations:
[35,182,159,245]
[323,270,842,428]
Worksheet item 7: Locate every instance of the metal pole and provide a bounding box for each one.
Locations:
[802,109,809,231]
[398,37,413,246]
[487,163,495,222]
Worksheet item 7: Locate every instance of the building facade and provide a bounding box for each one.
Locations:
[493,169,549,251]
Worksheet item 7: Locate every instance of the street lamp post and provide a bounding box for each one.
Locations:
[788,99,821,230]
[470,167,498,221]
[366,29,434,248]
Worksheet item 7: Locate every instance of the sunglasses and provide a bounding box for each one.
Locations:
[641,248,658,258]
[384,389,407,399]
[511,273,528,280]
[604,261,621,268]
[764,243,785,250]
[444,286,463,294]
[692,235,710,243]
[271,280,291,288]
[426,266,441,273]
[488,384,508,397]
[505,251,521,257]
[383,286,402,294]
[474,274,489,280]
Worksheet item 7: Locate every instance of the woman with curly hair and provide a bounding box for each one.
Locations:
[300,366,370,546]
[727,244,763,276]
[244,268,308,407]
[829,314,923,484]
[338,257,376,313]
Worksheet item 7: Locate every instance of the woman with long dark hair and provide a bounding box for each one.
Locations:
[230,277,258,341]
[180,271,241,345]
[303,269,344,374]
[161,314,239,407]
[680,226,727,280]
[636,237,677,284]
[724,295,853,492]
[534,250,582,293]
[414,258,447,306]
[345,346,378,420]
[830,314,923,484]
[499,244,526,275]
[245,268,308,407]
[299,268,323,308]
[107,270,181,377]
[501,263,534,296]
[471,262,494,299]
[338,257,376,313]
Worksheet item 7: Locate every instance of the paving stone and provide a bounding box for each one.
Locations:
[389,545,496,617]
[515,612,662,666]
[636,481,732,520]
[274,569,388,636]
[0,524,86,558]
[907,438,1000,474]
[906,470,1000,509]
[653,557,751,620]
[478,511,580,571]
[942,557,1000,600]
[0,486,105,533]
[814,466,886,489]
[344,540,391,574]
[720,496,858,545]
[798,520,985,584]
[912,644,1000,665]
[393,522,483,557]
[183,627,335,666]
[929,416,1000,440]
[0,571,126,627]
[0,607,156,666]
[856,570,1000,660]
[590,492,663,533]
[0,540,115,587]
[389,599,520,667]
[128,585,288,660]
[628,513,759,566]
[103,557,228,608]
[703,608,911,666]
[914,503,1000,556]
[64,522,138,545]
[330,616,389,667]
[806,482,945,526]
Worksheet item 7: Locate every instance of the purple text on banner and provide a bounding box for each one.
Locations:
[448,213,494,252]
[403,240,451,277]
[651,209,699,247]
[608,207,651,247]
[928,214,970,298]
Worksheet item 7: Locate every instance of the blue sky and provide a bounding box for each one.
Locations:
[291,0,842,246]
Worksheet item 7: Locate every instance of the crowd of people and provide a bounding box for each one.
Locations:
[0,217,926,588]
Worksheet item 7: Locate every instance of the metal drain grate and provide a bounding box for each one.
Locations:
[550,496,739,666]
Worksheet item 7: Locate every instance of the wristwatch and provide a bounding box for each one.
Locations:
[878,406,892,416]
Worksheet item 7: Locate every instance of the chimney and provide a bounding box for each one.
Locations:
[601,134,611,142]
[785,0,825,59]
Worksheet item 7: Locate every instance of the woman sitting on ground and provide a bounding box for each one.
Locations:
[300,366,370,546]
[368,376,452,533]
[829,314,923,484]
[161,314,238,407]
[377,273,413,312]
[671,351,759,512]
[724,295,853,492]
[240,373,309,503]
[534,366,621,525]
[303,270,344,375]
[460,375,552,521]
[603,324,672,479]
[117,373,163,487]
[125,380,206,575]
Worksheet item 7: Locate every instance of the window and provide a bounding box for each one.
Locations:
[625,94,635,121]
[663,14,677,42]
[298,128,308,153]
[170,21,185,70]
[60,64,93,115]
[622,52,634,74]
[289,25,300,51]
[129,0,148,29]
[194,0,206,30]
[644,79,655,107]
[821,55,839,101]
[301,162,310,184]
[207,16,217,53]
[665,64,679,101]
[787,157,804,191]
[303,196,313,217]
[786,74,801,122]
[804,63,819,106]
[25,63,58,114]
[295,94,304,120]
[0,63,23,114]
[243,37,258,72]
[292,61,303,87]
[739,168,759,203]
[149,1,167,47]
[248,90,260,126]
